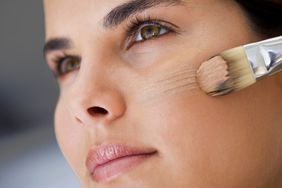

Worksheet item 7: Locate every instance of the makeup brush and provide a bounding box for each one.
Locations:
[197,36,282,96]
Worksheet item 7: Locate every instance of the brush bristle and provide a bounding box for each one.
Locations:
[197,56,233,96]
[197,46,256,96]
[220,47,256,91]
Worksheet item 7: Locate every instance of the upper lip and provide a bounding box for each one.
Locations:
[86,144,157,174]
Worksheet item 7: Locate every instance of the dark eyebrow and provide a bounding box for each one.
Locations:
[43,38,72,57]
[103,0,183,28]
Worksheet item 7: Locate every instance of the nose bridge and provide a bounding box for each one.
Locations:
[67,56,126,126]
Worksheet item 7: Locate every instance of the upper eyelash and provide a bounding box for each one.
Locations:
[125,16,154,37]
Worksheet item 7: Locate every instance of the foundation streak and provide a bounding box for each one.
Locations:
[141,64,199,101]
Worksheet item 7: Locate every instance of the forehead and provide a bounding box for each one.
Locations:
[43,0,113,37]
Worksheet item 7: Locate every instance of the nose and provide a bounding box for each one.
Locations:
[66,71,126,126]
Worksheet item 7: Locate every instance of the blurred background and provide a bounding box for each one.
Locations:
[0,0,80,187]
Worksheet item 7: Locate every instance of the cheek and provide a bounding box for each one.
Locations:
[142,86,281,186]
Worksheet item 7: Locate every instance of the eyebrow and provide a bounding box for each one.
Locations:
[43,38,72,57]
[103,0,184,28]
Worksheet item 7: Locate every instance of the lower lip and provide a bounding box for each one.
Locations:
[91,153,155,183]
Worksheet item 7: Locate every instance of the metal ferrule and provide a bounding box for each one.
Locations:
[244,36,282,79]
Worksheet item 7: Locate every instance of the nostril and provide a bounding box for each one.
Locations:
[87,106,108,117]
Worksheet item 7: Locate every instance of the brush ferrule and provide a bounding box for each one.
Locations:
[244,36,282,79]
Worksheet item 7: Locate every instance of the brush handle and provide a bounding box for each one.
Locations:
[244,36,282,79]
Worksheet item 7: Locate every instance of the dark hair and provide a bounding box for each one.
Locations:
[235,0,282,37]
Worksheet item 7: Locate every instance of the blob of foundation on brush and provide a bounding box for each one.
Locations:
[141,62,199,100]
[197,56,230,94]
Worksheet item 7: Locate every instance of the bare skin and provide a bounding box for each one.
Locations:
[44,0,282,187]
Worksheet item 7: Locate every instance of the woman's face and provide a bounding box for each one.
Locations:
[44,0,282,187]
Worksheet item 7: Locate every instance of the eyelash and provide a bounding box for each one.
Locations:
[51,17,178,78]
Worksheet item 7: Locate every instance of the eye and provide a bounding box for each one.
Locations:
[55,56,81,77]
[125,18,178,49]
[136,24,169,42]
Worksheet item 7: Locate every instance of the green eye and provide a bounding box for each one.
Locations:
[57,56,81,76]
[140,25,162,40]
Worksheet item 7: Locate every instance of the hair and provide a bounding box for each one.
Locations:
[235,0,282,37]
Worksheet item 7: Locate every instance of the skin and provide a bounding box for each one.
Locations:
[44,0,282,187]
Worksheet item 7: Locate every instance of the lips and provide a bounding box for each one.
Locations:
[86,144,157,182]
